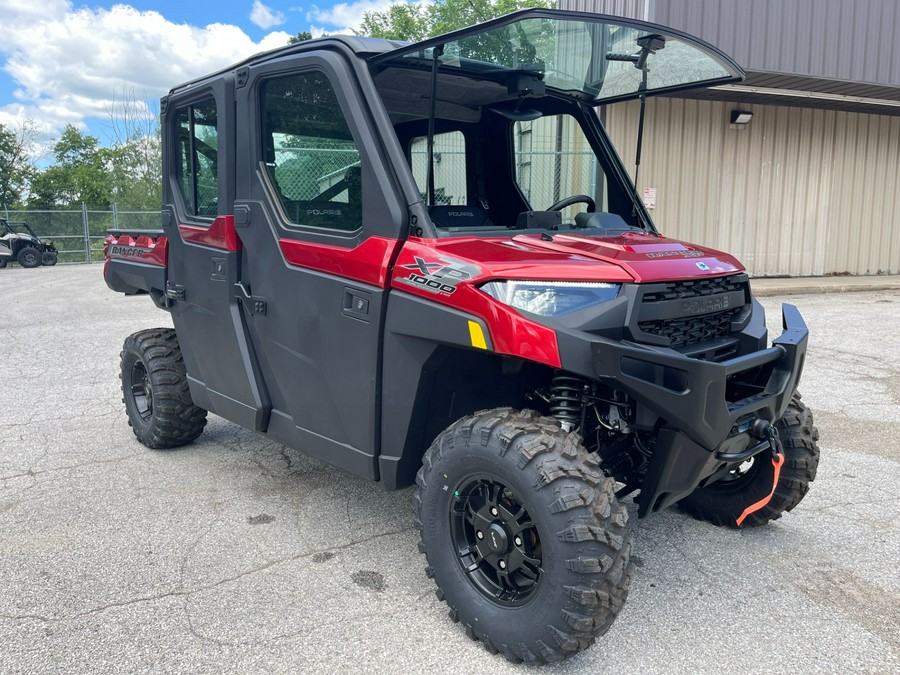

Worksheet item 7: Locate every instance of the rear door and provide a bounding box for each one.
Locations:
[163,81,268,431]
[233,49,406,478]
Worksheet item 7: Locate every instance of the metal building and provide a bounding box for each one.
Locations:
[560,0,900,277]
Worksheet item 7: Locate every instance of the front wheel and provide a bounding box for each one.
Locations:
[41,251,58,266]
[0,257,7,269]
[415,408,633,664]
[17,246,41,268]
[120,328,207,449]
[677,393,820,527]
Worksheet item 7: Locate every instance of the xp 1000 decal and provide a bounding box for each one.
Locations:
[397,256,481,295]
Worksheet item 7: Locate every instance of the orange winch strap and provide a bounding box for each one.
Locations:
[735,452,785,527]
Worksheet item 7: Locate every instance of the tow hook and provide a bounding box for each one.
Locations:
[737,421,785,527]
[750,419,781,458]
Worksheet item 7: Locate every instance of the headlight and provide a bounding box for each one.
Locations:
[479,280,620,316]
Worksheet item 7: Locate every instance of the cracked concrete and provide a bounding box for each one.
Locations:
[0,264,898,674]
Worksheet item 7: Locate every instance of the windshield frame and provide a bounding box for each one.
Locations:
[369,8,745,105]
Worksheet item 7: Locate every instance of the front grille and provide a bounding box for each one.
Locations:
[640,275,747,303]
[633,273,749,347]
[638,308,742,346]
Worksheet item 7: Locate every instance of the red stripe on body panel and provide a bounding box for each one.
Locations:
[179,215,241,251]
[279,236,401,288]
[392,239,562,368]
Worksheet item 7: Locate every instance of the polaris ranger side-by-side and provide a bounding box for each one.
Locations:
[104,10,819,664]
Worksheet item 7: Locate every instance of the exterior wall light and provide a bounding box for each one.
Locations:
[730,110,753,125]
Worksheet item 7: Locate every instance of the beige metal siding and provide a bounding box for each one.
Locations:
[561,0,647,18]
[604,98,900,276]
[561,0,900,88]
[648,0,900,87]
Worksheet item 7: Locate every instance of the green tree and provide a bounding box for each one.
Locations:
[359,3,430,41]
[289,30,315,43]
[105,91,163,210]
[0,121,39,209]
[29,125,113,208]
[107,133,162,211]
[359,0,552,40]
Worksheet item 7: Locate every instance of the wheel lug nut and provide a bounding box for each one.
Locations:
[498,559,506,570]
[476,530,484,540]
[514,536,522,547]
[490,507,498,517]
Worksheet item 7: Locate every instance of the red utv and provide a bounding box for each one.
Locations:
[104,9,819,664]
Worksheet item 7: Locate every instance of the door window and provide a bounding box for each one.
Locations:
[261,72,362,231]
[173,99,218,218]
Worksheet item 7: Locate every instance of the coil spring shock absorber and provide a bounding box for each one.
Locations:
[549,373,588,432]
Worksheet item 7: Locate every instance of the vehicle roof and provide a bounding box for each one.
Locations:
[167,9,743,105]
[167,35,405,97]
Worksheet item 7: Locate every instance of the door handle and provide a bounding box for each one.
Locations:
[342,288,371,322]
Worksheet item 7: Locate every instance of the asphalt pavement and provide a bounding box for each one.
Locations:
[0,264,898,673]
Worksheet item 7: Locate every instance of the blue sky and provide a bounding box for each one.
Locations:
[0,0,408,148]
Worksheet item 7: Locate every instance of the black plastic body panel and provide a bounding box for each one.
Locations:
[589,305,805,448]
[161,75,270,434]
[379,291,496,489]
[587,304,807,516]
[228,48,409,480]
[105,260,165,298]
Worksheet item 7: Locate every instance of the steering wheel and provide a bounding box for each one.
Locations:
[547,194,595,213]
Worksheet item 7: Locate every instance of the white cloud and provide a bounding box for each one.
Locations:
[250,1,286,30]
[307,0,426,34]
[0,2,291,135]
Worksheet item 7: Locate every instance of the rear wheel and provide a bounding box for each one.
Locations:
[17,246,41,268]
[415,408,633,664]
[0,257,7,269]
[41,251,58,266]
[677,393,819,527]
[120,328,207,449]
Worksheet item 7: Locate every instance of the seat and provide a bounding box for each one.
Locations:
[428,205,493,230]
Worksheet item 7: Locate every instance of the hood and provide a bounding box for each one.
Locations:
[511,232,744,282]
[427,232,744,284]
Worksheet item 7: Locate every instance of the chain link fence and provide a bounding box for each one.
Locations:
[3,205,160,264]
[408,126,601,221]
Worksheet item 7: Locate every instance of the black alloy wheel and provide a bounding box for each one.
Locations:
[129,359,154,422]
[677,392,820,527]
[449,475,542,606]
[16,246,41,268]
[120,328,207,449]
[415,408,633,664]
[705,457,761,493]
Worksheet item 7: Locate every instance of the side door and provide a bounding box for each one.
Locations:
[162,82,269,431]
[233,50,406,478]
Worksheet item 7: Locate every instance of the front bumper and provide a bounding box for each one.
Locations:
[591,303,808,516]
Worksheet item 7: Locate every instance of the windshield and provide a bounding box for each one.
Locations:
[373,10,743,104]
[6,221,35,236]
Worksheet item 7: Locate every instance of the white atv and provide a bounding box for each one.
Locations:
[0,219,58,268]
